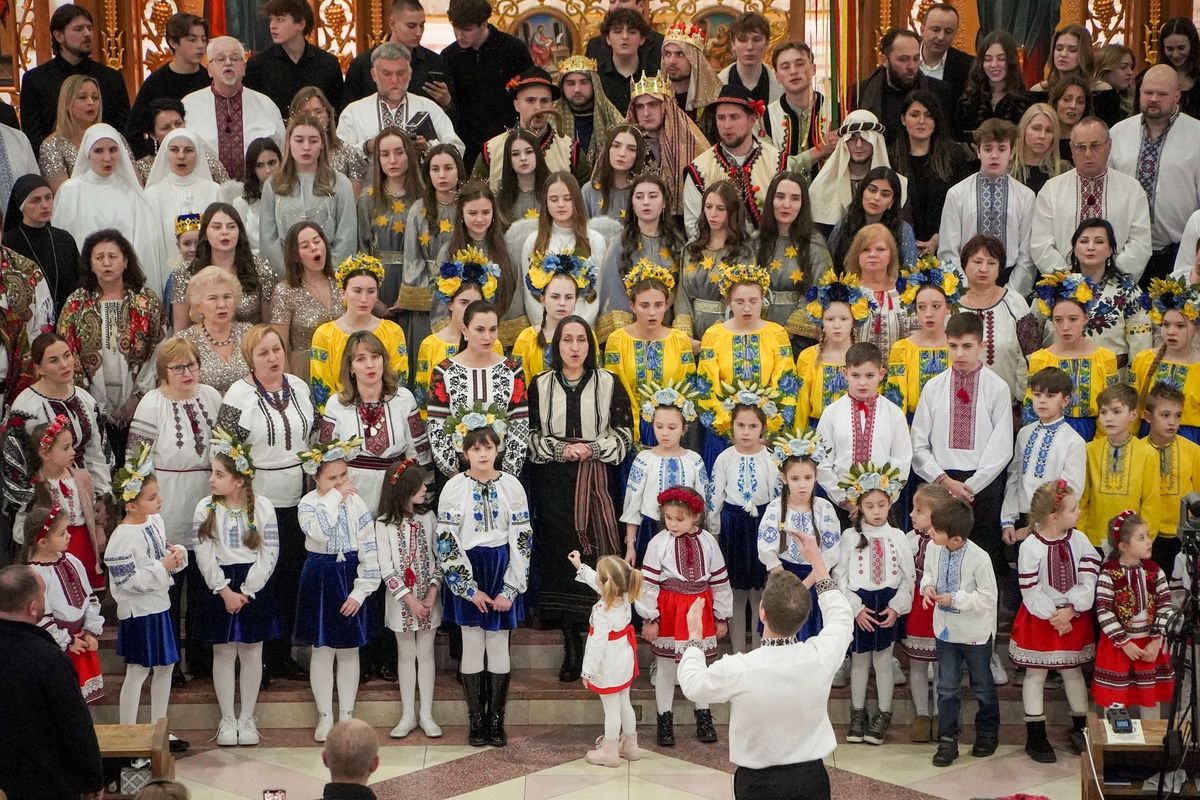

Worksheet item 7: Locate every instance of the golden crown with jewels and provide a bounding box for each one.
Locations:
[629,72,671,98]
[664,22,706,50]
[558,55,598,76]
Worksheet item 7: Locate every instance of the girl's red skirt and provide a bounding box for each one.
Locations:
[1008,605,1095,669]
[1092,635,1175,708]
[651,587,717,661]
[67,524,104,591]
[901,584,936,662]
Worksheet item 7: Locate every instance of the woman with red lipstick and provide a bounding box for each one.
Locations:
[271,221,339,381]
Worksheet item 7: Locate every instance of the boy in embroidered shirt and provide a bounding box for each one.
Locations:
[1142,383,1200,570]
[1002,367,1087,546]
[816,342,912,524]
[1079,384,1161,551]
[922,497,999,768]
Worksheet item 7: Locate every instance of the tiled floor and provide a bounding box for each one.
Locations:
[171,728,1084,800]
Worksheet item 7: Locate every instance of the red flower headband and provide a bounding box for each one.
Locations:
[35,502,63,543]
[658,486,705,516]
[39,414,70,453]
[388,458,417,486]
[1052,478,1069,511]
[1108,509,1139,548]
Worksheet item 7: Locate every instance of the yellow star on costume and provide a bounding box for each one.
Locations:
[438,219,452,234]
[769,258,782,271]
[391,199,407,214]
[701,255,714,269]
[659,247,671,261]
[524,208,540,219]
[619,209,627,219]
[789,268,803,283]
[392,220,405,233]
[709,272,721,284]
[418,231,431,247]
[373,214,389,228]
[784,246,798,258]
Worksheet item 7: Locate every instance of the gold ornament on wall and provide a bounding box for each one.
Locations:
[315,0,356,70]
[1084,0,1127,49]
[102,0,125,70]
[1144,0,1163,64]
[140,0,179,74]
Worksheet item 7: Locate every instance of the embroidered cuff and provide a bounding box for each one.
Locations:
[502,583,518,600]
[813,578,837,595]
[683,638,704,652]
[587,441,601,460]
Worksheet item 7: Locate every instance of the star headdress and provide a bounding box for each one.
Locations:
[1146,277,1200,325]
[526,251,597,302]
[444,402,512,452]
[622,258,676,297]
[1033,271,1096,317]
[837,461,904,504]
[335,253,386,291]
[115,442,155,503]
[896,254,963,310]
[638,377,700,424]
[210,427,255,477]
[715,262,770,300]
[297,436,365,475]
[804,271,873,322]
[435,246,501,305]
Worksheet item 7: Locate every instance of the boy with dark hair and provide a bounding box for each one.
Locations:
[1080,384,1161,549]
[244,0,344,115]
[1143,383,1200,568]
[766,41,834,171]
[585,0,664,75]
[717,12,782,108]
[126,13,212,145]
[922,497,1000,766]
[595,8,653,114]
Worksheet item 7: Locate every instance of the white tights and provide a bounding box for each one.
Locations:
[460,627,510,674]
[1023,667,1089,717]
[851,647,896,712]
[309,646,360,718]
[654,655,708,714]
[600,689,637,740]
[213,642,264,720]
[908,659,939,717]
[730,589,763,653]
[120,663,173,726]
[396,629,437,721]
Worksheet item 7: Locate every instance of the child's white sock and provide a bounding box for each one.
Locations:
[237,642,264,719]
[872,648,895,713]
[1022,667,1047,717]
[1061,667,1088,715]
[120,664,150,725]
[850,652,872,708]
[619,688,637,735]
[654,656,677,714]
[600,691,622,740]
[335,647,360,717]
[415,629,437,718]
[310,646,335,717]
[484,630,511,673]
[909,659,931,717]
[213,644,238,719]
[397,631,418,723]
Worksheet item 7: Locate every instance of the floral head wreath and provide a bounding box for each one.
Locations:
[388,457,419,486]
[1146,277,1200,325]
[34,502,63,543]
[211,427,255,477]
[638,377,699,424]
[38,414,70,453]
[335,253,386,291]
[1033,270,1096,317]
[713,380,784,436]
[435,246,501,305]
[716,262,771,301]
[1052,477,1070,510]
[1108,508,1139,548]
[526,251,597,302]
[297,436,364,475]
[896,254,963,309]
[115,442,155,502]
[657,486,705,516]
[837,461,904,504]
[445,402,511,453]
[622,258,676,298]
[805,271,873,322]
[771,426,829,465]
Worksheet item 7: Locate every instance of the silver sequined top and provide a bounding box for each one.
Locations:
[170,257,278,324]
[270,276,341,355]
[330,143,367,183]
[40,134,138,180]
[174,322,252,395]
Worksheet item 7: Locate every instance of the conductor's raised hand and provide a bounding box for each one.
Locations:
[686,596,707,641]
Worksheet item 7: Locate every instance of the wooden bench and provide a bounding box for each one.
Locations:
[95,718,175,799]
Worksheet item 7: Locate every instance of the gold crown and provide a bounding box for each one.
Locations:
[558,55,598,76]
[630,72,671,98]
[664,22,706,50]
[174,213,201,237]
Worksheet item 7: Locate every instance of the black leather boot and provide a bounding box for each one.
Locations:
[657,711,675,746]
[487,671,511,746]
[462,672,488,747]
[559,624,581,683]
[694,709,718,743]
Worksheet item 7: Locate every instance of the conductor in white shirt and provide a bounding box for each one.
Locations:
[678,534,852,800]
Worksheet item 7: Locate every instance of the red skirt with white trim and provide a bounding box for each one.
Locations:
[69,648,104,704]
[1008,605,1095,669]
[651,587,717,661]
[1092,635,1174,707]
[901,584,936,662]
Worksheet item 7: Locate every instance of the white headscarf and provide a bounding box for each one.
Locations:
[809,109,907,226]
[143,128,222,270]
[144,128,216,187]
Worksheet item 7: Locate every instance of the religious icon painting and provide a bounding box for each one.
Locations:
[693,7,738,71]
[512,9,578,79]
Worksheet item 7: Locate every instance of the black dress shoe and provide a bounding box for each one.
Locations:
[171,665,188,688]
[379,663,398,683]
[168,734,190,753]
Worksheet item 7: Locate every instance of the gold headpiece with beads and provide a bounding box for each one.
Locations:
[174,213,202,237]
[335,253,386,291]
[715,262,771,300]
[630,72,671,98]
[558,55,598,76]
[664,22,706,50]
[622,259,676,296]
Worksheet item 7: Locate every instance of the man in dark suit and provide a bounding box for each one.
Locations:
[851,28,955,147]
[918,3,972,98]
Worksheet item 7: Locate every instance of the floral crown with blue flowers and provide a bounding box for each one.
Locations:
[638,378,699,424]
[445,401,511,452]
[297,436,364,475]
[804,271,873,322]
[837,461,904,504]
[435,246,502,305]
[115,442,155,502]
[526,251,597,302]
[1147,277,1200,325]
[211,427,255,477]
[770,427,829,464]
[713,380,784,436]
[896,254,962,310]
[1033,270,1096,317]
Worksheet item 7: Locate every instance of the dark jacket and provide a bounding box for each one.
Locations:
[342,44,452,112]
[0,618,103,800]
[19,54,131,154]
[320,783,376,799]
[585,29,664,74]
[244,42,345,117]
[441,24,533,168]
[937,46,973,99]
[851,67,956,147]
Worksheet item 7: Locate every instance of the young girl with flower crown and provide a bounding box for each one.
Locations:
[513,269,583,382]
[1134,278,1200,442]
[885,257,958,417]
[294,436,379,743]
[795,273,870,429]
[621,382,712,565]
[836,462,914,748]
[635,485,732,747]
[1026,271,1119,441]
[376,458,443,740]
[194,429,279,748]
[435,410,533,748]
[104,445,189,743]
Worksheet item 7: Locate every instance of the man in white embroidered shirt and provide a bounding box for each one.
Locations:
[677,534,851,800]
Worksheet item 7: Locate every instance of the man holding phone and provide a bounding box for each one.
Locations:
[341,0,453,112]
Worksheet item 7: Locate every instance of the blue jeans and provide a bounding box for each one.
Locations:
[936,638,1000,742]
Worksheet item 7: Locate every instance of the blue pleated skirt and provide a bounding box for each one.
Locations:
[117,609,180,668]
[445,545,526,631]
[634,514,660,566]
[719,502,768,590]
[294,552,372,649]
[781,561,824,642]
[850,586,906,654]
[200,562,282,644]
[1065,415,1097,442]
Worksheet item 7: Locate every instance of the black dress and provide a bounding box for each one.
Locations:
[4,221,79,314]
[900,149,972,243]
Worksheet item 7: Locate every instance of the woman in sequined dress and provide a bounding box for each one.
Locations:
[271,221,339,381]
[174,266,253,395]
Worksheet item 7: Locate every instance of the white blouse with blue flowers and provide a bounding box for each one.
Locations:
[434,471,533,601]
[756,496,842,572]
[297,487,381,606]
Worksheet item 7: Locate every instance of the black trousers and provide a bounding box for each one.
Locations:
[1140,243,1180,291]
[945,470,1006,576]
[734,760,830,800]
[265,505,303,669]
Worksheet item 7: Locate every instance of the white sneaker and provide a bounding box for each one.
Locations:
[237,716,260,746]
[990,653,1009,686]
[832,657,850,688]
[216,716,238,746]
[419,714,443,738]
[390,715,417,739]
[314,712,333,743]
[892,656,907,685]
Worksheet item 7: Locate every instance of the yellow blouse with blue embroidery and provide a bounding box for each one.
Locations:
[309,319,409,414]
[1024,347,1119,424]
[511,325,552,384]
[1079,435,1161,547]
[885,339,949,416]
[1144,434,1200,538]
[1131,349,1200,430]
[695,320,798,430]
[603,328,696,442]
[413,333,504,416]
[794,344,848,428]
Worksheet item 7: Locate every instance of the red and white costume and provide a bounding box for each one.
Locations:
[1093,558,1175,707]
[636,529,733,660]
[900,528,936,662]
[29,552,104,703]
[1009,529,1100,669]
[576,564,638,694]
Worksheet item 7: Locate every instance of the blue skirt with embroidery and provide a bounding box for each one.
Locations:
[294,552,372,649]
[200,562,282,644]
[117,610,180,668]
[719,502,768,590]
[1065,416,1097,442]
[445,545,526,631]
[850,586,906,654]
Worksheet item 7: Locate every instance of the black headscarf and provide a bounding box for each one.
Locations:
[4,174,49,231]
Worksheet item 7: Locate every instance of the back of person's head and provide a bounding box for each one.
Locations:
[930,498,973,541]
[1028,366,1074,397]
[322,719,380,783]
[448,0,491,27]
[974,118,1017,147]
[759,569,811,638]
[1097,382,1137,413]
[0,565,40,616]
[134,780,191,800]
[845,341,884,370]
[944,311,983,341]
